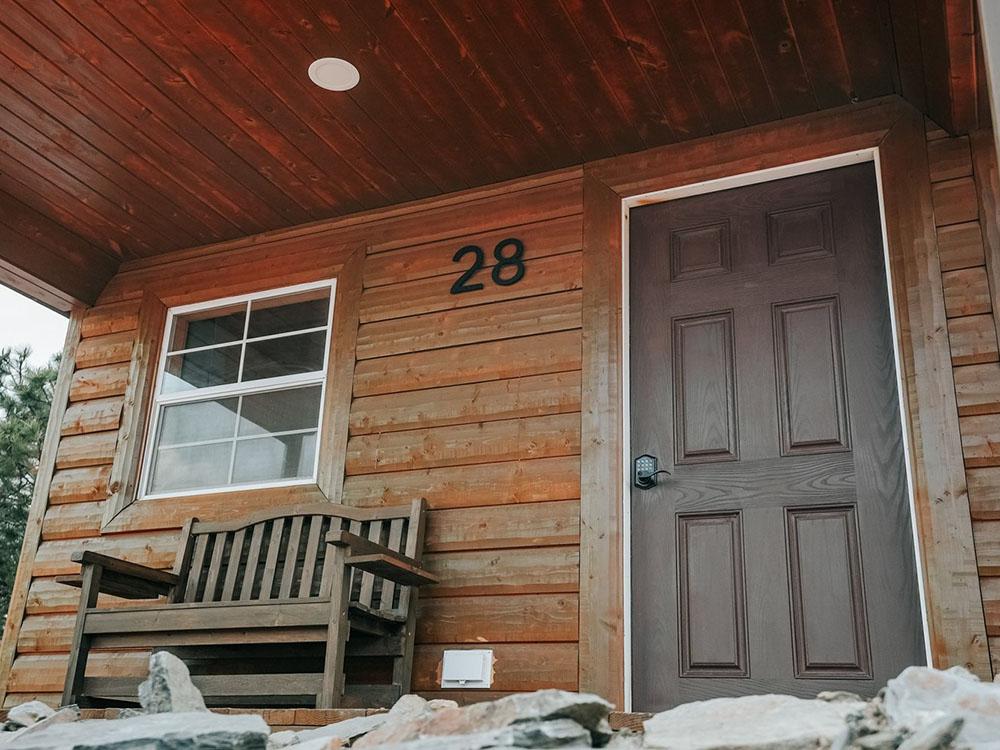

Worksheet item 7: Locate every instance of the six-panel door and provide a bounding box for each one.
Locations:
[629,163,925,710]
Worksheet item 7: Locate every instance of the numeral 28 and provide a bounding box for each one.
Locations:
[450,237,526,295]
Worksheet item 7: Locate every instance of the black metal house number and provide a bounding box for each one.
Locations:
[450,237,526,294]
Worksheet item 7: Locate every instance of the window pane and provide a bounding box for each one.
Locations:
[232,432,317,484]
[162,345,241,393]
[239,386,322,436]
[158,398,238,446]
[248,289,330,339]
[242,331,326,382]
[149,442,232,494]
[168,303,246,352]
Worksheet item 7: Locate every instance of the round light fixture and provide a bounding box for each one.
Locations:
[307,57,360,91]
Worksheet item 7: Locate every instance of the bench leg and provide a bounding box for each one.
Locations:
[392,589,419,700]
[318,549,352,708]
[62,564,102,707]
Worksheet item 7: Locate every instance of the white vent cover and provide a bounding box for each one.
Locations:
[440,649,493,689]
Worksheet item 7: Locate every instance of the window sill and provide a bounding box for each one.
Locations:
[101,482,332,535]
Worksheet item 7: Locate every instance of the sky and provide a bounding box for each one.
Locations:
[0,284,68,367]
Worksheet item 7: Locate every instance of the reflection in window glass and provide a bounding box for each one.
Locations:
[158,398,238,446]
[248,290,329,338]
[167,304,245,352]
[242,331,326,382]
[143,282,334,498]
[162,345,241,393]
[239,386,322,436]
[232,432,318,484]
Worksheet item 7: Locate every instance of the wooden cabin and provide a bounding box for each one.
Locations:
[1,0,1000,714]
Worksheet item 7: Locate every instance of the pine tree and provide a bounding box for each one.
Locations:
[0,348,57,621]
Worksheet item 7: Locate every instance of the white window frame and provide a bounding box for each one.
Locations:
[138,278,337,501]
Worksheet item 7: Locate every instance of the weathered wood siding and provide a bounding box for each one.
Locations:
[926,124,1000,673]
[1,170,584,706]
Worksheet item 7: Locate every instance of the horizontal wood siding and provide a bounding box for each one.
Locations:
[928,125,1000,673]
[2,171,583,705]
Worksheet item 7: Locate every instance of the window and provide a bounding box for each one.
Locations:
[140,281,336,499]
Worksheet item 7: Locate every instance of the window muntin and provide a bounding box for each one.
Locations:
[141,281,335,499]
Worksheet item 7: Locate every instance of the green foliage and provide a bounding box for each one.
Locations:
[0,348,57,621]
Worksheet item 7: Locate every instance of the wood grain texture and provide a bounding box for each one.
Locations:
[0,312,82,705]
[948,315,999,365]
[578,168,624,704]
[879,110,989,676]
[943,267,992,317]
[349,373,582,436]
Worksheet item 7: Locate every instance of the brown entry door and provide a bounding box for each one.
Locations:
[629,163,925,711]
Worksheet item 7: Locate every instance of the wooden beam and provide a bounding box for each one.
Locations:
[879,105,991,676]
[0,309,83,704]
[579,169,625,707]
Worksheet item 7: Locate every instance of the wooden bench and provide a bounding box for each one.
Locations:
[57,500,436,709]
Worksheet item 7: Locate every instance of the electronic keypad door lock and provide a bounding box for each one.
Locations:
[633,454,671,489]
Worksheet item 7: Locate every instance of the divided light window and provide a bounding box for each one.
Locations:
[140,281,336,499]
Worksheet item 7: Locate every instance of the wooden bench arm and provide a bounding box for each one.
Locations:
[57,551,179,600]
[327,531,438,586]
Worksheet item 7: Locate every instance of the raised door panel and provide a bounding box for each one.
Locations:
[785,505,872,678]
[767,203,835,264]
[672,311,738,464]
[677,513,748,677]
[773,297,850,455]
[670,221,732,281]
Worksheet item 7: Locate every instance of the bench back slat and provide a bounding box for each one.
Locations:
[171,501,423,618]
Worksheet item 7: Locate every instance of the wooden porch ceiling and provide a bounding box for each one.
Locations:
[0,0,984,311]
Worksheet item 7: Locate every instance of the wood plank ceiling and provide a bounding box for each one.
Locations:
[0,0,982,310]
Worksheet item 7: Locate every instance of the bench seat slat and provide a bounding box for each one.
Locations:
[84,600,332,634]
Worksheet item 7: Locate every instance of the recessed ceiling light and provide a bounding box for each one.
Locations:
[308,57,360,91]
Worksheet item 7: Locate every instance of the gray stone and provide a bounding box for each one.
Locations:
[5,711,268,749]
[138,652,207,714]
[818,693,865,705]
[643,694,864,750]
[375,718,593,749]
[895,716,963,750]
[883,666,1000,748]
[4,703,54,730]
[269,713,389,747]
[354,690,612,748]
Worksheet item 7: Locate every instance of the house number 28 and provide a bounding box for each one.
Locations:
[450,237,526,294]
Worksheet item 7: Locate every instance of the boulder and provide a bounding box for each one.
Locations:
[354,690,612,748]
[643,694,864,750]
[138,652,207,714]
[5,711,269,749]
[895,716,964,750]
[883,666,1000,747]
[373,718,593,749]
[4,703,54,730]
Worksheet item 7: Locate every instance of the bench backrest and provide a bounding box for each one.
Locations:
[169,500,425,618]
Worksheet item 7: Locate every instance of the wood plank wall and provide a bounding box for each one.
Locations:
[927,123,1000,673]
[0,172,584,707]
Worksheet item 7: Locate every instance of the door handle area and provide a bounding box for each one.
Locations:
[633,454,671,489]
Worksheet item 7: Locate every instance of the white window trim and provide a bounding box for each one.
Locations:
[138,278,337,501]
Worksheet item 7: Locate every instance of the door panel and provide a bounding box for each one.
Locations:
[629,163,925,711]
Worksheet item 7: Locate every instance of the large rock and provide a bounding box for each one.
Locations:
[138,651,207,714]
[643,694,863,750]
[883,666,1000,748]
[372,718,593,749]
[4,703,54,730]
[5,711,269,749]
[354,690,612,748]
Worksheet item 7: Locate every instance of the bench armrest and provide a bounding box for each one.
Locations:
[57,551,179,600]
[327,530,438,586]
